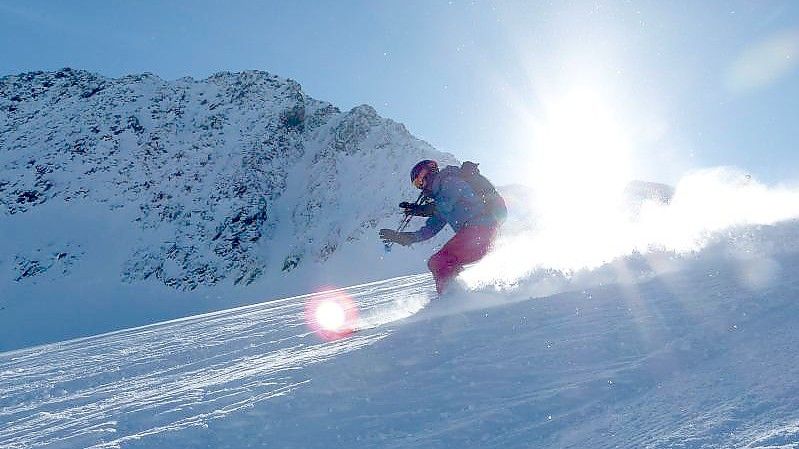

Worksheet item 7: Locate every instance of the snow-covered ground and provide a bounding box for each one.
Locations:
[2,219,799,449]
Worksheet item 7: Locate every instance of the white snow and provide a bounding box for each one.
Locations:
[462,167,799,289]
[2,219,799,448]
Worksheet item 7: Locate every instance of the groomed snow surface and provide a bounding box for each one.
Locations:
[2,221,799,449]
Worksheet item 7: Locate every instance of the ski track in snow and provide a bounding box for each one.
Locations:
[3,247,799,448]
[0,274,435,449]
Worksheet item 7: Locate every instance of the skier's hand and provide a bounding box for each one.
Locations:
[399,202,436,217]
[379,229,415,246]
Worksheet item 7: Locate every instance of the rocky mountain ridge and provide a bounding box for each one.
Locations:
[0,68,453,290]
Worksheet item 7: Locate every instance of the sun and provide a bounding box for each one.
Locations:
[527,86,634,225]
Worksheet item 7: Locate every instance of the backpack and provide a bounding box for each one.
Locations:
[459,161,507,223]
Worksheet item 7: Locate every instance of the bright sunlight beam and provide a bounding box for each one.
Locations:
[527,86,633,229]
[517,86,636,270]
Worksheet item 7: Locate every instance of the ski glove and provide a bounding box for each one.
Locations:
[399,201,436,217]
[379,229,416,246]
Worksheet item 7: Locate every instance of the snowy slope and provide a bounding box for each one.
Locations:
[2,219,799,449]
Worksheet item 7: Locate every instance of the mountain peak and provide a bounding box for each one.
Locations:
[0,68,450,293]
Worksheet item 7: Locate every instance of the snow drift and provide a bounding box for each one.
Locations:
[466,167,799,292]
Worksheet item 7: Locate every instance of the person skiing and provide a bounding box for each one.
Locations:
[379,160,506,294]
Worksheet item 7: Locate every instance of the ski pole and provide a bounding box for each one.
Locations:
[384,192,425,253]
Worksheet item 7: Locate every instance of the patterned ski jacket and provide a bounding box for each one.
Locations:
[411,166,499,243]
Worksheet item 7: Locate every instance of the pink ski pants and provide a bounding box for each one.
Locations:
[427,225,497,294]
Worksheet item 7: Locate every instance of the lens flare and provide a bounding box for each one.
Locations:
[726,28,799,93]
[305,290,359,341]
[316,301,346,330]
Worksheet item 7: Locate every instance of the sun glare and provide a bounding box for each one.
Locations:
[528,87,634,224]
[519,86,637,268]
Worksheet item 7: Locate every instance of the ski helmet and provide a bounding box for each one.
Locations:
[410,160,438,189]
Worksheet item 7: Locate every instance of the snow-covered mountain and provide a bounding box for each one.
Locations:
[0,69,465,347]
[0,68,454,290]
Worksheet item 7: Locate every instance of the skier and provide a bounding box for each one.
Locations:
[379,160,506,294]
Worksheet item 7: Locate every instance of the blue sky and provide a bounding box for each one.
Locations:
[1,1,798,186]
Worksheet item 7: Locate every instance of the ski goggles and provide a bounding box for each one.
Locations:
[412,167,430,189]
